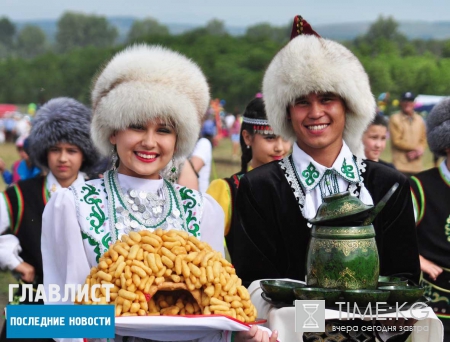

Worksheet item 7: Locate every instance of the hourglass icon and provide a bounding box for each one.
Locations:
[302,303,319,328]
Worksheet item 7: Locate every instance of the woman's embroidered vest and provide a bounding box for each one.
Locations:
[70,175,205,267]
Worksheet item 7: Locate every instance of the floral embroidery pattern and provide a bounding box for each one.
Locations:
[341,158,355,179]
[81,231,102,263]
[82,183,106,234]
[302,162,320,186]
[280,155,367,220]
[101,233,112,252]
[179,187,200,237]
[279,156,305,214]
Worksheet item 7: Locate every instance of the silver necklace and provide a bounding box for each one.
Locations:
[105,170,184,243]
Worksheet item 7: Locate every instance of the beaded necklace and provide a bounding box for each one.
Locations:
[104,170,187,243]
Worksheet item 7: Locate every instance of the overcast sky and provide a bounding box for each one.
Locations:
[2,0,450,26]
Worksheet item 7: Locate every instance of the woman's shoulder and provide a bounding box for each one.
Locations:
[70,178,105,194]
[172,183,205,207]
[173,183,221,211]
[207,178,230,195]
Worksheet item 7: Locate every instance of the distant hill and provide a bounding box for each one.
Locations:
[13,17,450,43]
[317,21,450,41]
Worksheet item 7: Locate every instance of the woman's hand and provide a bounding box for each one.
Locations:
[234,326,278,342]
[419,255,443,281]
[14,262,35,283]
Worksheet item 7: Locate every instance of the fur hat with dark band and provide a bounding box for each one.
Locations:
[28,97,99,172]
[91,44,210,160]
[262,15,376,157]
[426,97,450,157]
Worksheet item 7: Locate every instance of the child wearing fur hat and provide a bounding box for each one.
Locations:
[207,96,291,266]
[410,98,450,341]
[234,16,420,341]
[0,97,100,342]
[41,45,277,342]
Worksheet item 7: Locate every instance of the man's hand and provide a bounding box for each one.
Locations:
[14,262,35,283]
[234,326,278,342]
[407,147,424,161]
[406,150,417,160]
[419,255,443,281]
[415,146,424,157]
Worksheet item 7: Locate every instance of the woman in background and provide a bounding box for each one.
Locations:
[207,96,291,264]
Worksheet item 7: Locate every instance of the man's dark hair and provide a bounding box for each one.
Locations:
[369,115,388,129]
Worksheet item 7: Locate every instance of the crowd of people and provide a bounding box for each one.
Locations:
[0,14,448,342]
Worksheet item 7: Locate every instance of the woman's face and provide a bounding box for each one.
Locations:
[243,131,292,168]
[110,119,177,179]
[363,124,387,162]
[47,143,84,184]
[288,92,346,156]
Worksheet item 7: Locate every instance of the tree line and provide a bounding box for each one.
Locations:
[0,13,450,111]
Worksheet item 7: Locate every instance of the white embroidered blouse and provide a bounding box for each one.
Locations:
[41,172,227,341]
[42,172,224,295]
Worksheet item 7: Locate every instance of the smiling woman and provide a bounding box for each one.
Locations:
[41,44,277,342]
[110,120,177,180]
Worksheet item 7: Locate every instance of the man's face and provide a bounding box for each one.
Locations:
[288,92,346,156]
[400,100,415,115]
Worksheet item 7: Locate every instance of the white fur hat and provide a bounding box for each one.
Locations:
[91,44,210,159]
[262,18,376,157]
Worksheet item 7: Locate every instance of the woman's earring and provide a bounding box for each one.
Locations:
[168,157,177,183]
[110,146,118,171]
[246,145,250,149]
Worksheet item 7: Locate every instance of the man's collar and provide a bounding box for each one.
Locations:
[292,141,361,191]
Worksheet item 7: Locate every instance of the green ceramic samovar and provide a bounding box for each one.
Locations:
[305,189,396,290]
[306,223,379,289]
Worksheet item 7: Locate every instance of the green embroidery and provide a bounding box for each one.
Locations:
[422,281,450,304]
[81,231,102,263]
[82,183,106,234]
[179,187,200,237]
[341,158,355,179]
[446,215,450,243]
[102,233,112,252]
[301,162,320,186]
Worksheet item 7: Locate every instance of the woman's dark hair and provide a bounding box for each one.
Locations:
[370,114,388,128]
[239,97,268,174]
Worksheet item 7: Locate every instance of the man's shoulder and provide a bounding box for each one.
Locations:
[241,161,286,190]
[15,175,45,190]
[411,167,440,184]
[364,159,407,184]
[412,112,425,122]
[389,112,402,121]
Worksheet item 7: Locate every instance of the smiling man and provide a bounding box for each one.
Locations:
[234,16,420,288]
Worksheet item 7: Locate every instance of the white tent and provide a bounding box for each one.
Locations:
[415,94,448,106]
